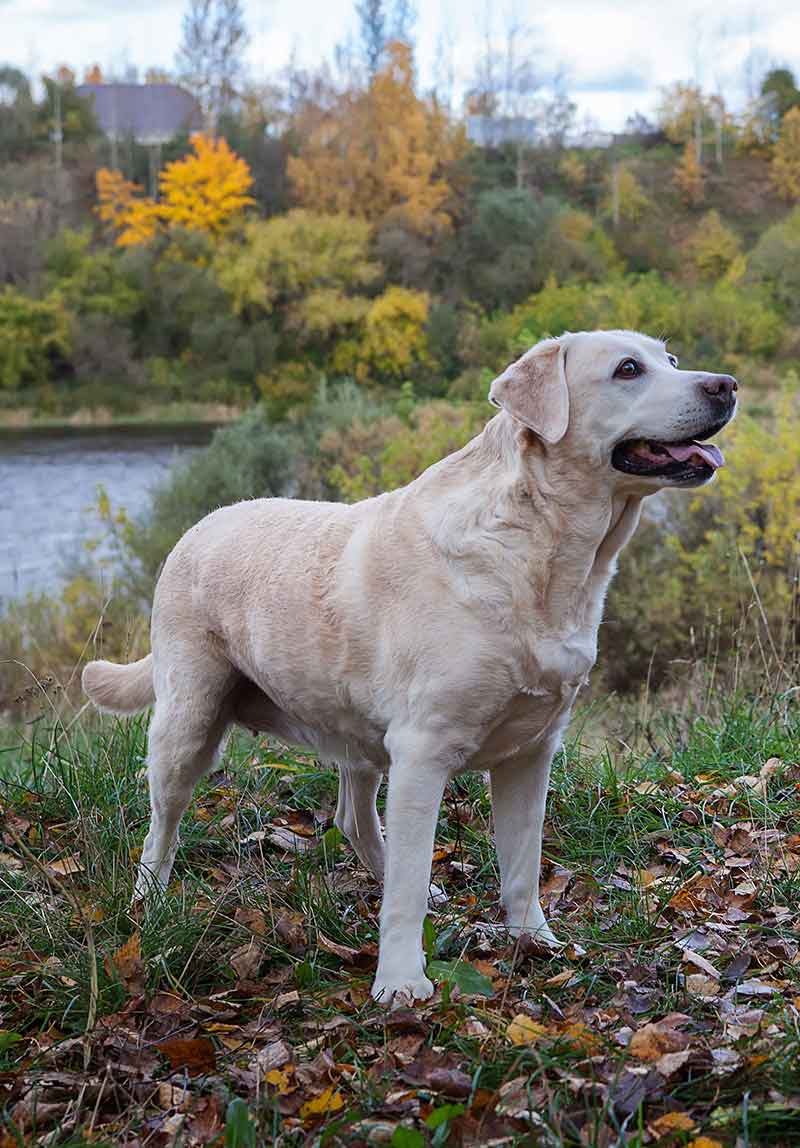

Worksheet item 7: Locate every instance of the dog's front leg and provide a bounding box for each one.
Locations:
[371,735,449,1006]
[490,736,562,947]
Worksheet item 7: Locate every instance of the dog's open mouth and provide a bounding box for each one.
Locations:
[611,435,725,481]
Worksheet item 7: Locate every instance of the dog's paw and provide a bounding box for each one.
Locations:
[507,918,563,950]
[371,971,434,1008]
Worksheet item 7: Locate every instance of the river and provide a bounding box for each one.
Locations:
[0,425,215,602]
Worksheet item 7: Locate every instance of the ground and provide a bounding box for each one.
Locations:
[1,698,800,1147]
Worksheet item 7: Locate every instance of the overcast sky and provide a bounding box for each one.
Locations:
[2,0,799,129]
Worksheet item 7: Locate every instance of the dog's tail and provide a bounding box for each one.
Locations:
[82,654,155,714]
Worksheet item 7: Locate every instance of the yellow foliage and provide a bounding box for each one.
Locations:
[355,286,430,383]
[95,169,159,247]
[95,134,254,248]
[770,106,800,201]
[673,143,705,206]
[214,211,377,316]
[604,164,650,224]
[692,382,800,573]
[158,134,255,234]
[685,211,741,280]
[288,42,461,235]
[559,152,587,188]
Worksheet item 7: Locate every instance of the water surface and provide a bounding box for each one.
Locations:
[0,425,214,602]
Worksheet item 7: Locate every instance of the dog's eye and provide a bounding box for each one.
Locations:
[668,354,679,367]
[614,358,642,380]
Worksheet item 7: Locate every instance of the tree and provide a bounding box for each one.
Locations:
[604,163,650,227]
[771,107,800,201]
[673,142,705,206]
[0,66,35,162]
[685,211,741,280]
[356,0,416,77]
[357,0,386,77]
[761,67,800,125]
[96,134,254,246]
[176,0,249,131]
[213,210,378,318]
[83,64,103,84]
[288,41,460,235]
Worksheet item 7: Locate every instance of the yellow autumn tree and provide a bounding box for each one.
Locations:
[770,106,800,201]
[95,134,254,247]
[685,210,741,280]
[289,42,461,235]
[673,143,705,206]
[95,169,160,246]
[158,134,255,234]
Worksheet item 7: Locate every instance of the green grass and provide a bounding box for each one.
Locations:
[1,698,800,1145]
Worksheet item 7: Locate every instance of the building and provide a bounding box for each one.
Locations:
[76,82,203,192]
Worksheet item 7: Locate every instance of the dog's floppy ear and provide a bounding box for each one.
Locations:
[488,342,569,445]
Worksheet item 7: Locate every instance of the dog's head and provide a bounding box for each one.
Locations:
[489,330,738,490]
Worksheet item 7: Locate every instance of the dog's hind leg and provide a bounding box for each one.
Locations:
[334,765,385,880]
[135,650,237,899]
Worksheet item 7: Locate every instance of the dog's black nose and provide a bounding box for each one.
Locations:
[701,374,738,400]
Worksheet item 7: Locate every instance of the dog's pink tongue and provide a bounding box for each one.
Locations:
[664,441,724,470]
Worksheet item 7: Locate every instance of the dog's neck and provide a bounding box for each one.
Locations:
[415,412,643,634]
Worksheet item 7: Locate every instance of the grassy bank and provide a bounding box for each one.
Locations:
[1,695,799,1146]
[0,402,241,433]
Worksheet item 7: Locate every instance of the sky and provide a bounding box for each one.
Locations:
[2,0,800,130]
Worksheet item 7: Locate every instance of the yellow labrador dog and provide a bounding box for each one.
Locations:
[83,330,737,1005]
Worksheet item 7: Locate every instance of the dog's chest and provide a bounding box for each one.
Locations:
[469,628,597,769]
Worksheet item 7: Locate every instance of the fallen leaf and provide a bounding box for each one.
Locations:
[650,1111,696,1135]
[254,1039,292,1072]
[735,978,781,997]
[265,1068,295,1094]
[629,1015,691,1061]
[299,1086,345,1119]
[156,1037,216,1076]
[687,1139,725,1148]
[230,938,263,982]
[318,933,360,962]
[507,1014,549,1045]
[234,906,267,935]
[655,1049,692,1077]
[686,974,720,997]
[48,854,83,876]
[275,912,307,953]
[105,931,145,995]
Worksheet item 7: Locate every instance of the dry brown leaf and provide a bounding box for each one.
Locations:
[105,931,145,995]
[230,938,263,982]
[686,974,719,997]
[234,906,267,935]
[544,968,575,988]
[156,1037,217,1076]
[629,1014,691,1061]
[318,933,360,962]
[654,1049,692,1077]
[48,854,83,876]
[687,1139,725,1148]
[275,911,307,953]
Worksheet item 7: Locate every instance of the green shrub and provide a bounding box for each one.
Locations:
[0,287,70,391]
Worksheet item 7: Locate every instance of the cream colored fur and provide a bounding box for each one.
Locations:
[82,330,737,1006]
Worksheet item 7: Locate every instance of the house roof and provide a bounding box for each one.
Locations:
[75,83,203,144]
